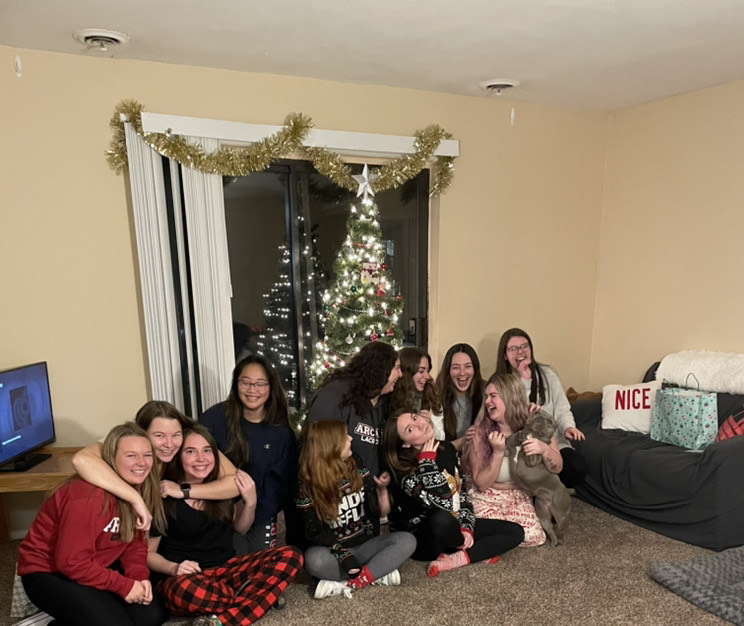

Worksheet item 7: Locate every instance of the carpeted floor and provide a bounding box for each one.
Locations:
[0,499,732,626]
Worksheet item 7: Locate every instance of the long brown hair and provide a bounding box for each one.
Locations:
[434,343,484,440]
[167,425,233,526]
[101,422,165,540]
[496,328,547,405]
[224,355,290,468]
[299,421,363,522]
[383,409,421,480]
[390,347,442,414]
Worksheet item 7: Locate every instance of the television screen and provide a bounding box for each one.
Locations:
[0,362,56,469]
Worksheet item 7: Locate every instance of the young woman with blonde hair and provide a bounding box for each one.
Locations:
[296,420,415,599]
[462,372,564,546]
[18,422,167,625]
[72,401,239,531]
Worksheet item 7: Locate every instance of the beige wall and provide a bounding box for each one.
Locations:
[2,46,608,533]
[589,80,744,387]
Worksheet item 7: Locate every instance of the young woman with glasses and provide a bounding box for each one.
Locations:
[495,328,587,487]
[200,355,298,553]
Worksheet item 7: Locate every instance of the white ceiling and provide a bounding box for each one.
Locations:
[3,0,744,111]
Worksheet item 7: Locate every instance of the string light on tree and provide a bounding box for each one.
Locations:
[310,165,404,387]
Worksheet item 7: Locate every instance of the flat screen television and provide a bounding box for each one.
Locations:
[0,361,56,471]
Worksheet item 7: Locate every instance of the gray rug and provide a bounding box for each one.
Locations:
[650,545,744,625]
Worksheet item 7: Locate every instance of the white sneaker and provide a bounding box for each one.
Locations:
[314,579,353,599]
[374,569,401,587]
[12,612,54,626]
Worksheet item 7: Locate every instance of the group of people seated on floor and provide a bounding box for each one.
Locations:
[16,327,588,625]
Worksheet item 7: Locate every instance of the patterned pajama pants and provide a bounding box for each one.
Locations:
[158,545,303,625]
[468,487,547,547]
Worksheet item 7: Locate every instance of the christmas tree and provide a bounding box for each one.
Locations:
[255,243,299,404]
[257,218,328,409]
[309,165,405,387]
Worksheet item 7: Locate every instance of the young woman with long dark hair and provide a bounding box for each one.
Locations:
[307,341,401,478]
[495,328,587,487]
[148,425,302,625]
[383,409,523,577]
[434,343,484,450]
[200,355,298,553]
[390,347,444,439]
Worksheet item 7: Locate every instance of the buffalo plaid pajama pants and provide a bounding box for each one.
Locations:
[158,545,303,625]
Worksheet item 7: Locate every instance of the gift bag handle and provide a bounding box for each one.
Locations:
[685,373,701,390]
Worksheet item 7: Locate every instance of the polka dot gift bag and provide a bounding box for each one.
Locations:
[650,383,718,450]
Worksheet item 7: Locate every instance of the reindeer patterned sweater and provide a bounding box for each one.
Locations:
[389,440,475,534]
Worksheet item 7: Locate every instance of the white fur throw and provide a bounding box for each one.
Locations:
[656,350,744,395]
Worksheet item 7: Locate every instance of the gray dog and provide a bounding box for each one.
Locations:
[506,410,571,545]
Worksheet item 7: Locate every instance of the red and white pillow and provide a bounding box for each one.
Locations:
[601,380,662,433]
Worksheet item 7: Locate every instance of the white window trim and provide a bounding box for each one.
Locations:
[125,113,458,416]
[141,112,460,158]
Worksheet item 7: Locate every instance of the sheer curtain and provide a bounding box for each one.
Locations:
[124,124,233,415]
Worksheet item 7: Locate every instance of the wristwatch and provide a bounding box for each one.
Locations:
[180,483,191,499]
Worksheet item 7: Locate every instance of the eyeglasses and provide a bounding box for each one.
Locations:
[238,379,269,390]
[506,343,531,354]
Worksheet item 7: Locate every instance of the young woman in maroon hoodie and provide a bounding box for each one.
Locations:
[18,422,166,626]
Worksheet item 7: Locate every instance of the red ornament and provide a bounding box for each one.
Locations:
[387,328,394,336]
[396,294,403,301]
[324,361,331,369]
[371,333,379,341]
[385,309,391,316]
[381,263,387,270]
[377,289,386,296]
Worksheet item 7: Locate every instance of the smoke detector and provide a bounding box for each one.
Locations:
[479,79,521,96]
[73,28,130,52]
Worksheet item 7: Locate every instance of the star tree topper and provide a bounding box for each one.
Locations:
[353,164,380,200]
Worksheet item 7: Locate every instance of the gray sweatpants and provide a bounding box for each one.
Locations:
[304,531,416,581]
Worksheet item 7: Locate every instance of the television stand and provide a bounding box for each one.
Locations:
[0,446,81,542]
[0,452,52,473]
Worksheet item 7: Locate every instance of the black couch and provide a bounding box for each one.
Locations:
[571,375,744,551]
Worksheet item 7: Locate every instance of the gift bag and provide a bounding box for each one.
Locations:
[650,385,718,449]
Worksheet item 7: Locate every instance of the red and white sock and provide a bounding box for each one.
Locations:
[427,550,470,577]
[348,565,375,590]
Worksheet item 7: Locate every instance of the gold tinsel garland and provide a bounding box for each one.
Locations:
[107,100,455,196]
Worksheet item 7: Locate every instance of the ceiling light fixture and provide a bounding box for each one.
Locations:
[479,79,521,96]
[73,28,130,53]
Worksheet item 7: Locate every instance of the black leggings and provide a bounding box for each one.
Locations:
[559,447,588,488]
[411,509,524,562]
[22,572,167,626]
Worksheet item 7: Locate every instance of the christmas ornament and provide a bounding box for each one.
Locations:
[352,164,379,200]
[371,333,379,341]
[345,335,354,344]
[377,289,386,296]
